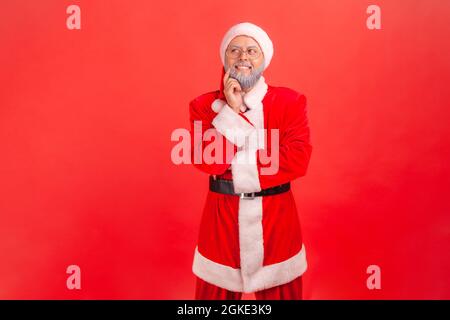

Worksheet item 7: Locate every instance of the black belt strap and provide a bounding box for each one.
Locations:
[209,176,290,199]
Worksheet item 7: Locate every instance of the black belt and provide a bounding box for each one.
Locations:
[209,176,290,199]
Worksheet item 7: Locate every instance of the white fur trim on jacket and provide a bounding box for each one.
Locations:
[230,75,267,193]
[232,75,269,291]
[231,148,261,193]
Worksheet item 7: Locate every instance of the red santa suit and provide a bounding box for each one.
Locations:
[189,22,313,297]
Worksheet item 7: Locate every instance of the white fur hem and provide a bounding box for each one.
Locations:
[192,244,307,293]
[192,246,243,292]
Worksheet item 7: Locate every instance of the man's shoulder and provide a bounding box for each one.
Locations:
[267,85,305,102]
[189,90,220,111]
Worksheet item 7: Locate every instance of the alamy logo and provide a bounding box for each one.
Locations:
[66,265,81,290]
[66,5,81,30]
[366,265,381,290]
[171,122,280,175]
[366,5,382,30]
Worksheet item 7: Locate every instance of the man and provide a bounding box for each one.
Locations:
[189,22,313,300]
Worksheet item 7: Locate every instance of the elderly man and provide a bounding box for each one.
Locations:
[189,22,313,300]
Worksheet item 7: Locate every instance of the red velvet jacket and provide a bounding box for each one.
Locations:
[189,71,312,293]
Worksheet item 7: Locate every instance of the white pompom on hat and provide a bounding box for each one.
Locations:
[220,22,274,70]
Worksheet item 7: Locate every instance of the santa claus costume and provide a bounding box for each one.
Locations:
[189,22,313,300]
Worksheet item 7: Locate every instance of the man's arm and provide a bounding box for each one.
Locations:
[189,95,261,175]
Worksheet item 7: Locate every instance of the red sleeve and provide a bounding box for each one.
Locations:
[189,98,237,175]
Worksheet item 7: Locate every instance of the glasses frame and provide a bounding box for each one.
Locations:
[225,46,262,60]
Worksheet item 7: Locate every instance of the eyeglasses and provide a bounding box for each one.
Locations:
[225,46,262,60]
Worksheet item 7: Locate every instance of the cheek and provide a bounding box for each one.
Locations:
[225,58,235,68]
[252,59,264,70]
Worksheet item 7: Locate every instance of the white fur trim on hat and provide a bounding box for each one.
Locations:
[220,22,274,70]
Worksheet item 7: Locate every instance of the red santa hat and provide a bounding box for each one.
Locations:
[219,22,274,70]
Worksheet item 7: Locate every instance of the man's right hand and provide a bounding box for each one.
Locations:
[223,68,243,114]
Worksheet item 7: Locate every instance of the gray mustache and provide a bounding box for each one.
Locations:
[233,62,252,68]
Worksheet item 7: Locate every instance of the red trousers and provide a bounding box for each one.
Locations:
[195,276,303,300]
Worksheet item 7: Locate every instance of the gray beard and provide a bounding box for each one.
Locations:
[225,60,265,91]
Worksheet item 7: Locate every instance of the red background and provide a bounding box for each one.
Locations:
[1,0,449,299]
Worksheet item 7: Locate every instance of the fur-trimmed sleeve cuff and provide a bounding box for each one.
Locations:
[212,104,256,148]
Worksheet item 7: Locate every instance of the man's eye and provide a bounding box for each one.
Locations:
[231,49,239,53]
[248,49,256,54]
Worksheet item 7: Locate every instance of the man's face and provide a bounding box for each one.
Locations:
[224,35,265,91]
[225,35,264,75]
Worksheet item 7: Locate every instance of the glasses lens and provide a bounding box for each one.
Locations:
[248,49,260,58]
[226,48,261,59]
[227,48,240,58]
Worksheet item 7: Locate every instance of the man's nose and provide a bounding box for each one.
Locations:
[238,51,250,60]
[239,55,249,62]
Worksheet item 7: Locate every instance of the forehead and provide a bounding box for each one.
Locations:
[228,35,261,49]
